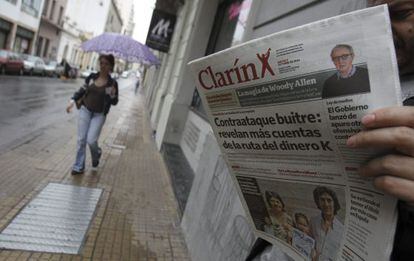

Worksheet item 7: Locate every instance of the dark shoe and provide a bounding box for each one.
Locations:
[92,160,99,168]
[92,149,102,168]
[71,169,84,175]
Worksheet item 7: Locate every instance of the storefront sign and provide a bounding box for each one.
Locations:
[146,9,176,53]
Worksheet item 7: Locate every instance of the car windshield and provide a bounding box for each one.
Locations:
[47,61,57,66]
[27,56,37,62]
[20,54,36,62]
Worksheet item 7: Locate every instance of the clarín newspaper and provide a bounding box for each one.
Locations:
[189,5,401,261]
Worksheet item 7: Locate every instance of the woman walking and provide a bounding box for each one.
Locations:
[66,54,118,175]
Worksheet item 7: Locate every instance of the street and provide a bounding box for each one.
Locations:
[0,75,136,153]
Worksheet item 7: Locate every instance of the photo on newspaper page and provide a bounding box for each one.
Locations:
[189,5,400,261]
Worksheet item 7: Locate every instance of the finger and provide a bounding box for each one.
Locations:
[347,127,414,155]
[373,175,414,205]
[361,106,414,129]
[359,154,414,181]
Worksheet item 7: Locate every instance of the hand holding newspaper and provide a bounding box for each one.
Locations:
[189,5,400,261]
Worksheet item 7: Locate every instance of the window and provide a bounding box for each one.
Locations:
[49,0,56,20]
[21,0,42,17]
[43,39,49,58]
[42,0,49,16]
[0,18,12,49]
[36,36,43,56]
[14,26,34,53]
[191,0,252,115]
[0,31,7,49]
[58,7,64,25]
[13,37,30,54]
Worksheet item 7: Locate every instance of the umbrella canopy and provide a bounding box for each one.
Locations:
[81,33,160,66]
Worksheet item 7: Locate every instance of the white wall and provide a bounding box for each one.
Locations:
[56,31,80,62]
[153,0,218,148]
[180,111,212,172]
[64,0,110,36]
[56,0,112,65]
[0,0,42,31]
[181,133,255,261]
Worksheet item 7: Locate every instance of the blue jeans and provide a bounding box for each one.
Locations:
[73,106,106,171]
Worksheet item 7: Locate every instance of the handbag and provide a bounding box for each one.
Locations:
[75,96,85,109]
[75,84,88,109]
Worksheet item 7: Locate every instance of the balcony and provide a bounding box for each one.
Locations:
[40,16,63,30]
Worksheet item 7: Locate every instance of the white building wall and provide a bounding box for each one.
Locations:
[0,0,42,31]
[180,111,212,172]
[153,0,219,149]
[64,0,110,36]
[56,31,80,62]
[113,0,133,34]
[56,0,111,66]
[105,1,123,33]
[181,132,255,261]
[0,0,44,53]
[150,4,187,147]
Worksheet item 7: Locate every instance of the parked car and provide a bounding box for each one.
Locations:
[44,60,61,77]
[121,70,129,78]
[20,54,46,76]
[0,50,24,75]
[111,72,119,79]
[80,69,97,79]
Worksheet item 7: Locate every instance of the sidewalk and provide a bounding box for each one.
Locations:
[0,85,190,260]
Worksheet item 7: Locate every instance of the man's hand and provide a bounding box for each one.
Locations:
[347,106,414,205]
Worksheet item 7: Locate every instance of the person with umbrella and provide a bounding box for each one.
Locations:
[66,54,119,175]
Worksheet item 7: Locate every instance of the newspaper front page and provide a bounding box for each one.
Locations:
[189,5,401,261]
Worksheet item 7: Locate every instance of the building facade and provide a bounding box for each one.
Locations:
[0,0,44,54]
[104,0,122,33]
[56,0,123,69]
[114,0,134,36]
[142,0,374,260]
[36,0,67,61]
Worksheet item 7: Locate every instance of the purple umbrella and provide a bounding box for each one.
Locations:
[81,32,160,66]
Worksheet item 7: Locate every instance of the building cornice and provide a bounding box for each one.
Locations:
[40,16,63,30]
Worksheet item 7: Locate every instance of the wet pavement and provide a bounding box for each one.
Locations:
[0,75,81,152]
[0,76,190,260]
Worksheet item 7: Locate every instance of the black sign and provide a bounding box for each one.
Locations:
[146,9,176,53]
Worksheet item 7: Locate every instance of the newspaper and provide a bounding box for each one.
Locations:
[188,5,400,261]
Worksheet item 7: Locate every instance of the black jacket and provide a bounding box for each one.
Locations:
[71,72,118,115]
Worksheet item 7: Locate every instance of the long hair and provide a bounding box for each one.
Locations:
[265,191,285,211]
[313,186,341,215]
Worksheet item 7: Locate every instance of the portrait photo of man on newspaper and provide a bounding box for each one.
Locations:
[322,44,371,99]
[310,186,344,261]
